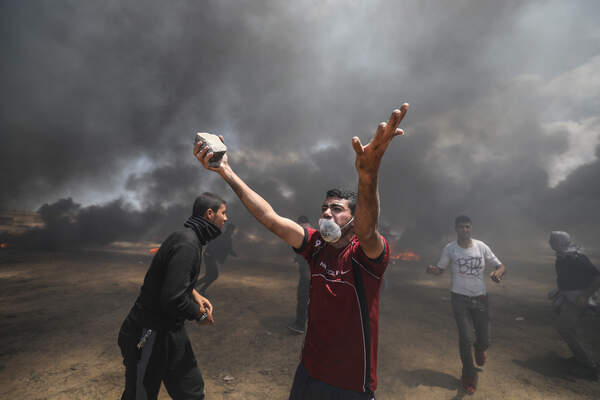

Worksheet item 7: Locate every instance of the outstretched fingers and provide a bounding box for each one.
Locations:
[373,104,409,144]
[387,103,409,136]
[372,122,388,144]
[352,136,364,155]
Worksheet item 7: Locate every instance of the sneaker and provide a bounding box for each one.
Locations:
[475,350,486,367]
[287,323,305,334]
[460,375,476,395]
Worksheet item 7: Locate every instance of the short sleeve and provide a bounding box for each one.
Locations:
[437,244,451,270]
[293,227,320,266]
[481,242,501,267]
[352,235,390,278]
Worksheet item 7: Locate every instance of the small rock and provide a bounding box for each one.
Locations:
[515,316,524,321]
[223,375,234,382]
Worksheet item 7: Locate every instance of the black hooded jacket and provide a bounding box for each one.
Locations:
[128,218,220,330]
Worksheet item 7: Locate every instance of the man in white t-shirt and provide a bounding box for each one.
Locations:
[427,215,506,395]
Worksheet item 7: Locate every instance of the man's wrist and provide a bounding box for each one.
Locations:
[220,163,234,178]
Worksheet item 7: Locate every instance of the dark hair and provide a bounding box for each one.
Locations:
[454,215,472,226]
[297,215,309,224]
[193,192,225,217]
[326,189,357,215]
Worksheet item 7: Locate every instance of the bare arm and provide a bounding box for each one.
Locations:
[194,141,305,249]
[352,104,409,258]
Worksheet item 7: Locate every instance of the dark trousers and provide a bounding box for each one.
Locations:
[295,261,310,326]
[556,301,596,368]
[451,292,490,378]
[118,316,205,400]
[197,254,219,295]
[289,362,375,400]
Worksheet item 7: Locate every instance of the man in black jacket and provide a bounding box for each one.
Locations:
[549,231,600,380]
[118,192,227,400]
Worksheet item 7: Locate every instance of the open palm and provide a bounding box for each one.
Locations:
[352,104,409,175]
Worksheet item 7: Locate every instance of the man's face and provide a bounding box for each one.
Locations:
[206,203,228,230]
[455,222,472,241]
[321,197,353,228]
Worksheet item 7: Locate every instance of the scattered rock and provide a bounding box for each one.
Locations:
[223,375,235,382]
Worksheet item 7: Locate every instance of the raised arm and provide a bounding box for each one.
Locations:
[352,104,409,258]
[194,140,305,249]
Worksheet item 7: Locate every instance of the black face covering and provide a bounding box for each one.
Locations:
[183,215,221,245]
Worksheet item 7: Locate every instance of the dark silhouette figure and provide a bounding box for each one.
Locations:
[196,224,237,295]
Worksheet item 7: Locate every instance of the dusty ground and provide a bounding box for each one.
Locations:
[1,244,599,400]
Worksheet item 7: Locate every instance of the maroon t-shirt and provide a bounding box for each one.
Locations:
[294,227,389,393]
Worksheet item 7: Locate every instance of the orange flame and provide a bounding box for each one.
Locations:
[149,247,159,254]
[390,250,421,262]
[0,243,8,249]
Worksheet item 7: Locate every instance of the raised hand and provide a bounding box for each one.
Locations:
[193,134,229,173]
[352,104,409,176]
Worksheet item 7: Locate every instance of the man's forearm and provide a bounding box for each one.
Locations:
[219,166,277,229]
[355,173,380,240]
[218,165,303,247]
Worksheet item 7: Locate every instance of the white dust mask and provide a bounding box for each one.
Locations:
[318,217,354,243]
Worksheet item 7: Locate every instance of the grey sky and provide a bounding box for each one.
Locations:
[1,0,599,255]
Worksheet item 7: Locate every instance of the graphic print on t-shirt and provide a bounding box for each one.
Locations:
[456,256,483,276]
[437,240,501,297]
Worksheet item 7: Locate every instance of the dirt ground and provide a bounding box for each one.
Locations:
[1,243,599,400]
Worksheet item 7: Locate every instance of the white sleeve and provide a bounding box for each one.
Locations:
[437,244,451,270]
[481,242,501,267]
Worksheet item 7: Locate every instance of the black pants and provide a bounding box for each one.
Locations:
[118,316,205,400]
[197,254,218,295]
[289,362,375,400]
[556,301,597,368]
[295,261,310,326]
[451,292,490,379]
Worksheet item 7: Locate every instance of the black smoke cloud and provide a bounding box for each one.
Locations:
[1,1,599,258]
[0,197,186,250]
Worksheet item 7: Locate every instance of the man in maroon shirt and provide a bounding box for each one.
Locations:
[194,104,409,399]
